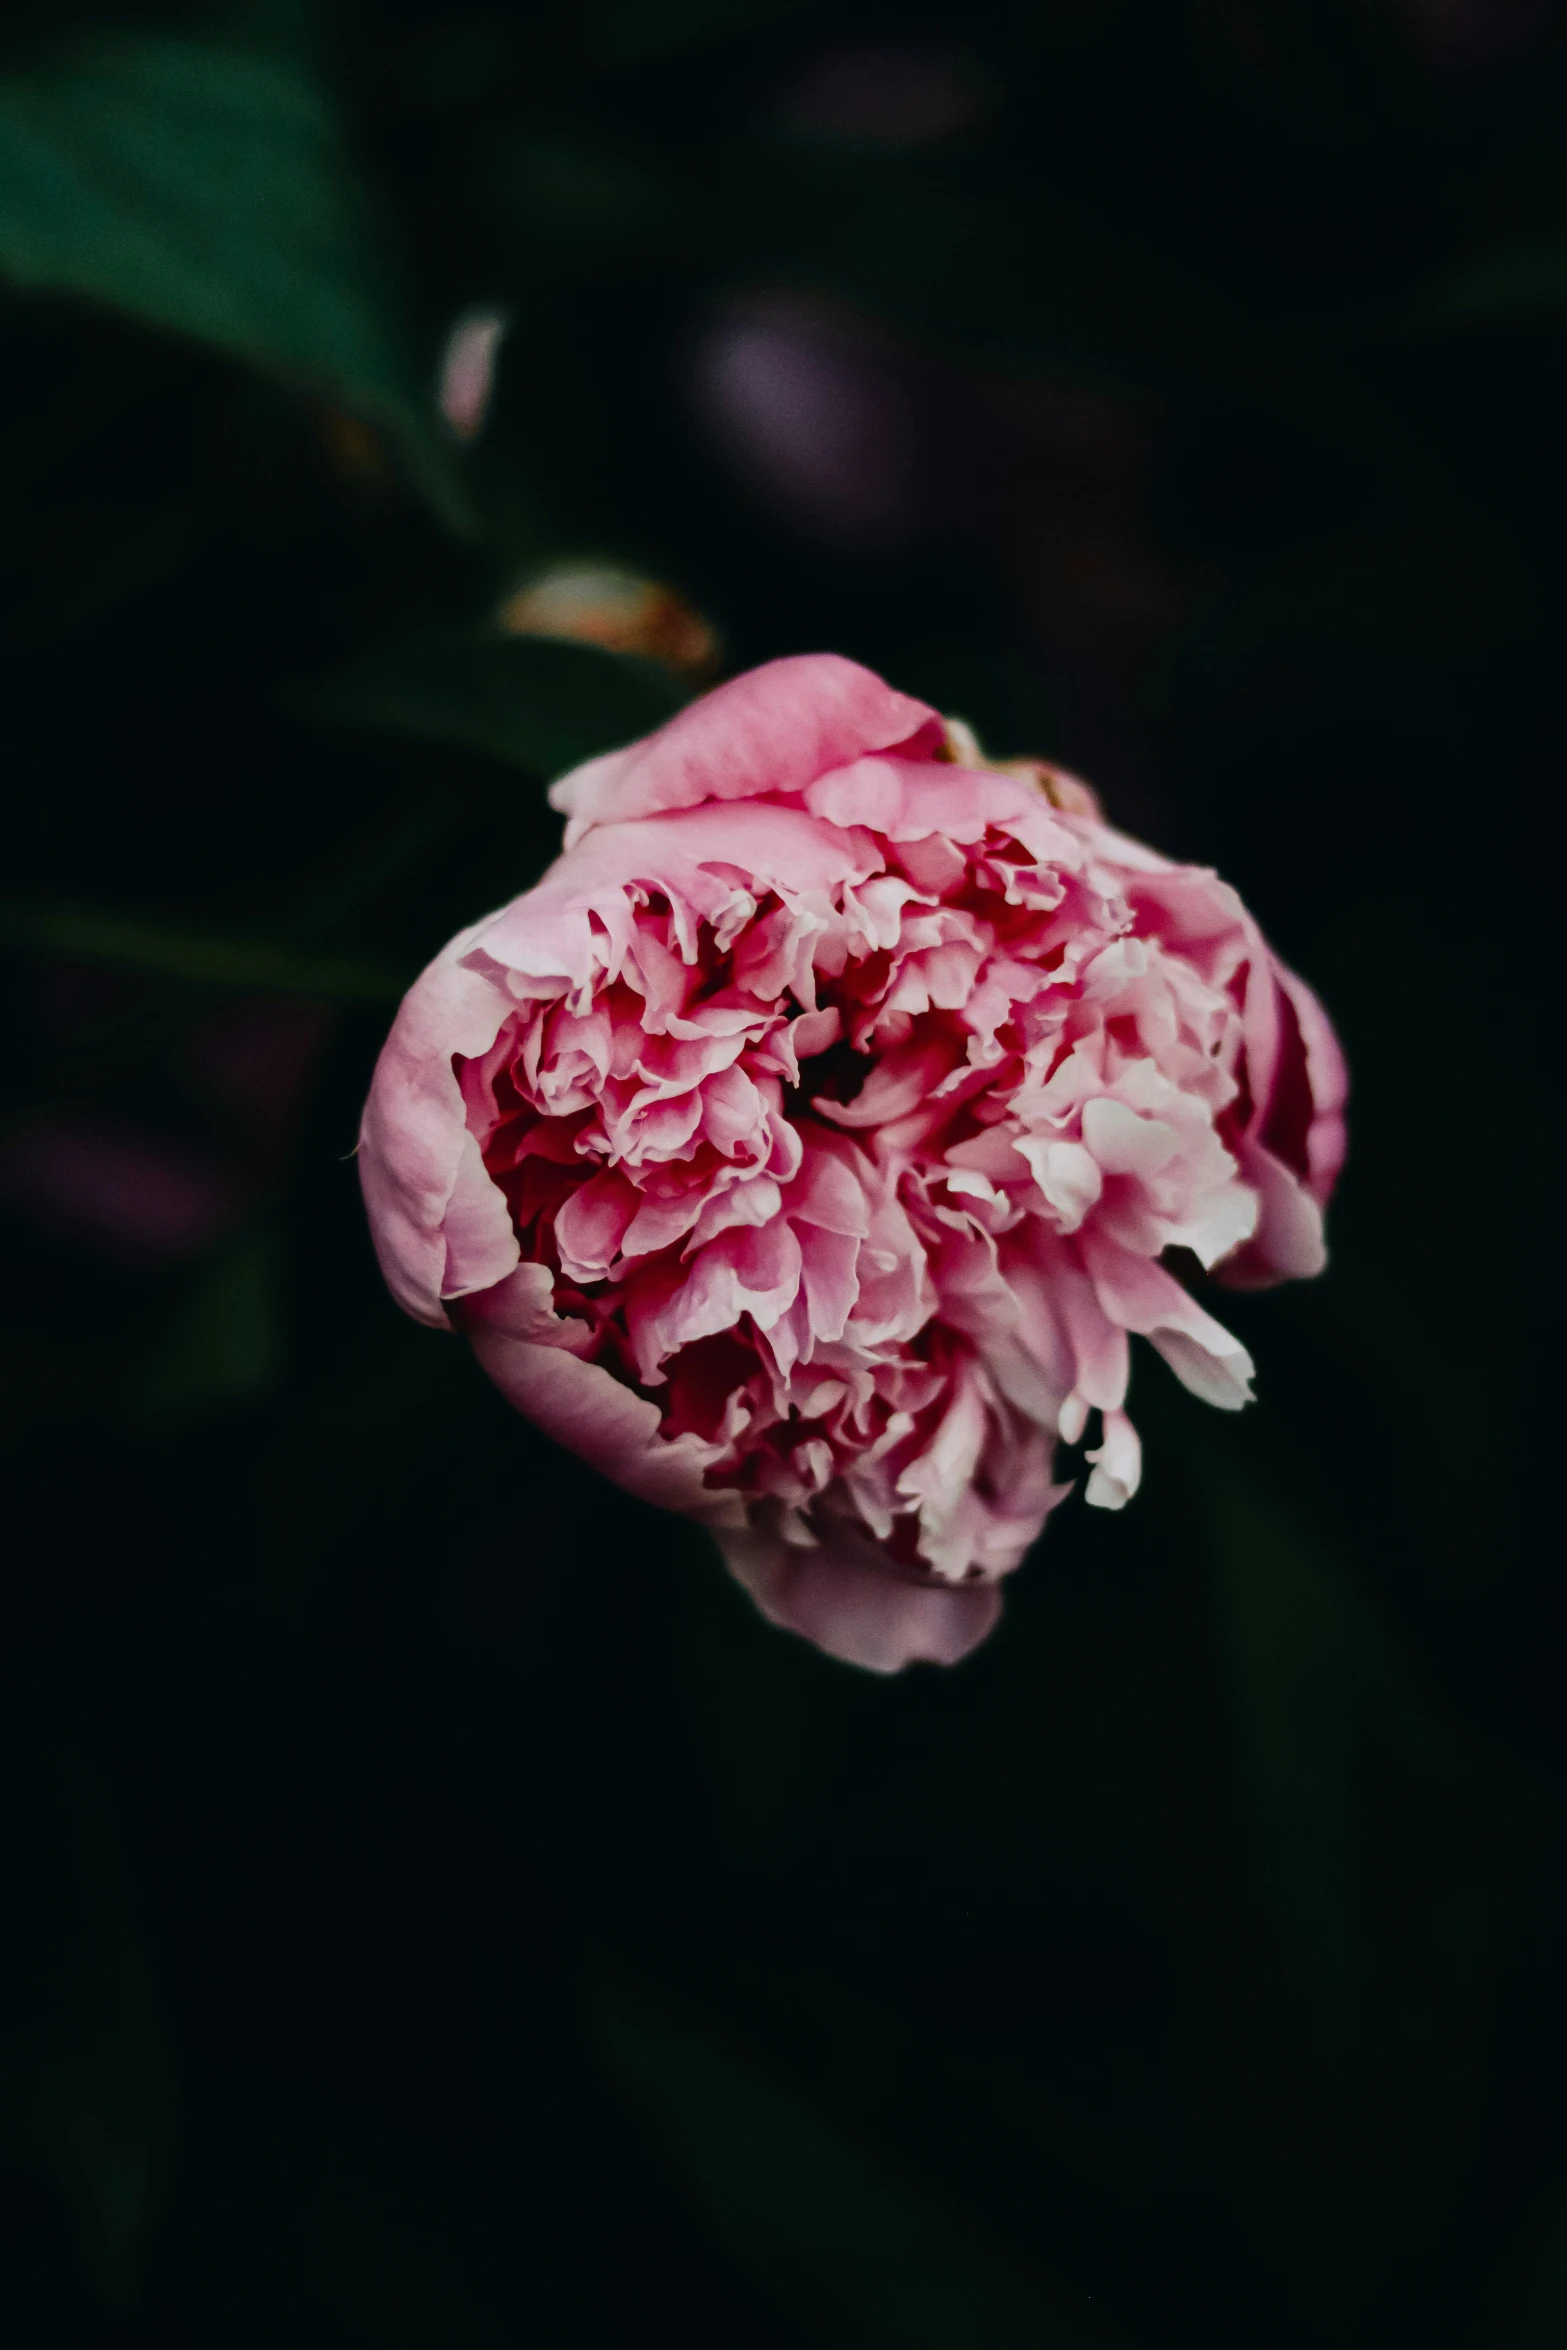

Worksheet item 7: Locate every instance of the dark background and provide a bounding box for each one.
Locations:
[1,3,1565,2344]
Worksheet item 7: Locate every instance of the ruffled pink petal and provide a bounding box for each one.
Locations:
[547,655,942,846]
[476,804,881,992]
[803,755,1045,843]
[682,1219,804,1340]
[799,1223,861,1341]
[782,1131,874,1236]
[1081,1233,1255,1410]
[555,1168,641,1282]
[1043,1245,1131,1414]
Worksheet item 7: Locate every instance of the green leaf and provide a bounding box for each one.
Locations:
[588,1968,1125,2350]
[0,899,407,999]
[1409,249,1567,327]
[303,628,688,779]
[0,37,469,528]
[1207,1471,1542,2171]
[132,1228,285,1431]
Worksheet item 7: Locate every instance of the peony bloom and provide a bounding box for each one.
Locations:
[360,656,1345,1671]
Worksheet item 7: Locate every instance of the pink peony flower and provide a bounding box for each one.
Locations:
[360,656,1345,1672]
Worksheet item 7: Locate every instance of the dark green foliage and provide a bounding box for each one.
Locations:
[0,34,470,526]
[591,1966,1124,2348]
[1,3,1565,2346]
[304,628,688,777]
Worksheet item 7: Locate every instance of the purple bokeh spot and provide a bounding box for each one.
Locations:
[0,1119,244,1259]
[778,44,985,148]
[693,301,922,542]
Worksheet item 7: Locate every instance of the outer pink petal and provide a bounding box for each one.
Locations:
[442,1130,524,1297]
[465,1297,748,1528]
[546,654,941,845]
[1215,1140,1327,1290]
[1215,960,1346,1287]
[717,1520,1002,1672]
[462,1262,593,1349]
[358,920,520,1328]
[1277,963,1349,1202]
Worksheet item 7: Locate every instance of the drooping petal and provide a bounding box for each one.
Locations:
[718,1517,1003,1671]
[1082,1233,1255,1410]
[1084,1408,1142,1510]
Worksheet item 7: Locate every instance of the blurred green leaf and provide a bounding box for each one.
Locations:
[1407,250,1567,326]
[0,37,470,527]
[588,1967,1125,2350]
[132,1227,285,1430]
[0,1721,174,2307]
[1208,1472,1542,2171]
[303,627,688,778]
[0,900,406,999]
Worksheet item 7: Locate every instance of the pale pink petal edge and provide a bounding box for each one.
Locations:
[358,920,519,1328]
[717,1521,1004,1673]
[464,1305,748,1527]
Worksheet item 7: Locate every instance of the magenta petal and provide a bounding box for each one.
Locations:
[1276,964,1349,1202]
[799,1223,860,1341]
[555,1168,640,1282]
